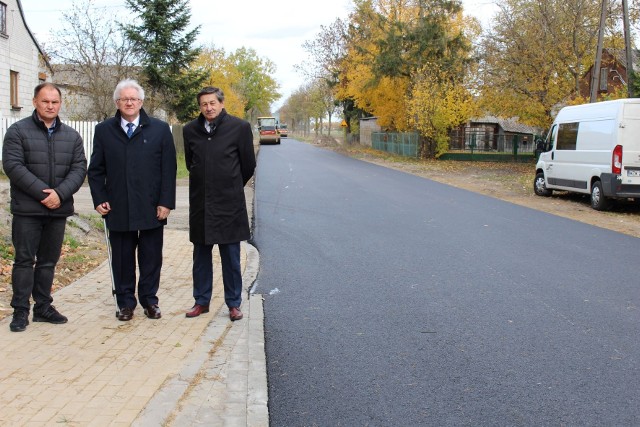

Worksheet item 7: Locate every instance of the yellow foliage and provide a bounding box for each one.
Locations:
[337,0,475,141]
[194,45,246,118]
[408,65,476,157]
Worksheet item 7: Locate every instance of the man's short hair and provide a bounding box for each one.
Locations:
[197,86,225,104]
[113,79,145,103]
[34,82,62,99]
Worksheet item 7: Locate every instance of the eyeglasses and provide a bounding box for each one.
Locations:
[117,98,141,104]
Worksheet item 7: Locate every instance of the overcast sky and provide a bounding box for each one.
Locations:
[19,0,498,111]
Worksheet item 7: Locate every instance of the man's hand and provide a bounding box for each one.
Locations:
[96,202,111,216]
[157,206,170,221]
[41,189,61,210]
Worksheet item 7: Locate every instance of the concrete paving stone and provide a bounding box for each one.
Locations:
[58,401,89,419]
[32,389,62,403]
[71,407,103,423]
[46,395,74,409]
[222,415,248,427]
[112,409,143,424]
[123,395,153,411]
[225,390,251,404]
[0,185,268,426]
[30,406,60,422]
[88,415,122,427]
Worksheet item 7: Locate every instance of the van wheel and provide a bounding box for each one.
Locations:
[590,181,610,211]
[534,172,552,196]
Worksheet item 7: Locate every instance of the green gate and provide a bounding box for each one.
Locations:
[372,132,419,157]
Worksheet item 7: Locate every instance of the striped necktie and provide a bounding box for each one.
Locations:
[126,122,134,138]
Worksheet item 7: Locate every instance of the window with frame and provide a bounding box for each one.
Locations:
[10,70,19,108]
[0,2,6,35]
[599,67,608,91]
[556,122,579,150]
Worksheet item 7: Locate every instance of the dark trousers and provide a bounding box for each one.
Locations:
[11,215,66,313]
[108,226,164,309]
[192,242,242,308]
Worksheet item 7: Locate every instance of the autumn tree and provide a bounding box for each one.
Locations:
[50,0,138,121]
[337,0,472,136]
[300,19,350,132]
[229,47,280,122]
[337,0,408,130]
[479,0,605,128]
[194,45,245,118]
[122,0,206,122]
[280,85,322,136]
[408,63,476,157]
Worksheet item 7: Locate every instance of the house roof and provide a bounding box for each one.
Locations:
[606,48,639,71]
[16,0,53,73]
[470,116,540,135]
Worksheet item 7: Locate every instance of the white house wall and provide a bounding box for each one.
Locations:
[0,0,49,120]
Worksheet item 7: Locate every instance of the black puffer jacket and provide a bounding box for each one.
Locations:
[2,110,87,217]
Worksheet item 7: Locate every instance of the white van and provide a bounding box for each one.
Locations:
[534,98,640,210]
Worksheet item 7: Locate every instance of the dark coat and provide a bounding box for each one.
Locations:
[2,110,87,217]
[87,108,177,232]
[183,110,256,245]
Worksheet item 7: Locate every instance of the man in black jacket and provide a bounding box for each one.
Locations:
[88,79,176,322]
[2,83,87,332]
[183,86,256,321]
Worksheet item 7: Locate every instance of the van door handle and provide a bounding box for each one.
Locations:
[551,151,554,160]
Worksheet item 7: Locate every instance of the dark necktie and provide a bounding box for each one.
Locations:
[126,122,134,138]
[209,122,215,134]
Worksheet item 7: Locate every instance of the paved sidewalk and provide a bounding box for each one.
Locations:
[0,185,268,426]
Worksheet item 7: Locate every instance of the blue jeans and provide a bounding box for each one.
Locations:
[192,242,242,308]
[10,215,66,313]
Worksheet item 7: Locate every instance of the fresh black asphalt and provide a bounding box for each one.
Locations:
[253,138,639,426]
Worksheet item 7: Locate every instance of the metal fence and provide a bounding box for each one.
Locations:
[0,117,98,161]
[372,132,419,157]
[449,129,536,154]
[370,129,537,158]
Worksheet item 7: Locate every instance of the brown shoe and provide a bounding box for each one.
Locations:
[118,307,134,321]
[144,304,161,319]
[186,304,209,318]
[229,307,243,321]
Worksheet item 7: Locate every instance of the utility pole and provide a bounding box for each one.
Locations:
[622,0,634,97]
[590,0,608,103]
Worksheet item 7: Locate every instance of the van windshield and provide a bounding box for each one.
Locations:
[544,125,557,151]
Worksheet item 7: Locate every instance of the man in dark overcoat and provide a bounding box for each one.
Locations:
[183,86,256,321]
[87,79,176,321]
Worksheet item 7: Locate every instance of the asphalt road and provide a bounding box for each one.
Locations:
[253,138,640,426]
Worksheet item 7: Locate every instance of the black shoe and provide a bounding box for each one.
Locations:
[33,305,68,324]
[118,307,134,321]
[143,304,161,319]
[10,311,29,332]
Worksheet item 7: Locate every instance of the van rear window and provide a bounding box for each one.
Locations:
[557,122,578,150]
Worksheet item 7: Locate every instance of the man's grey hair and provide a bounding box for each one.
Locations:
[113,79,145,103]
[197,86,225,104]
